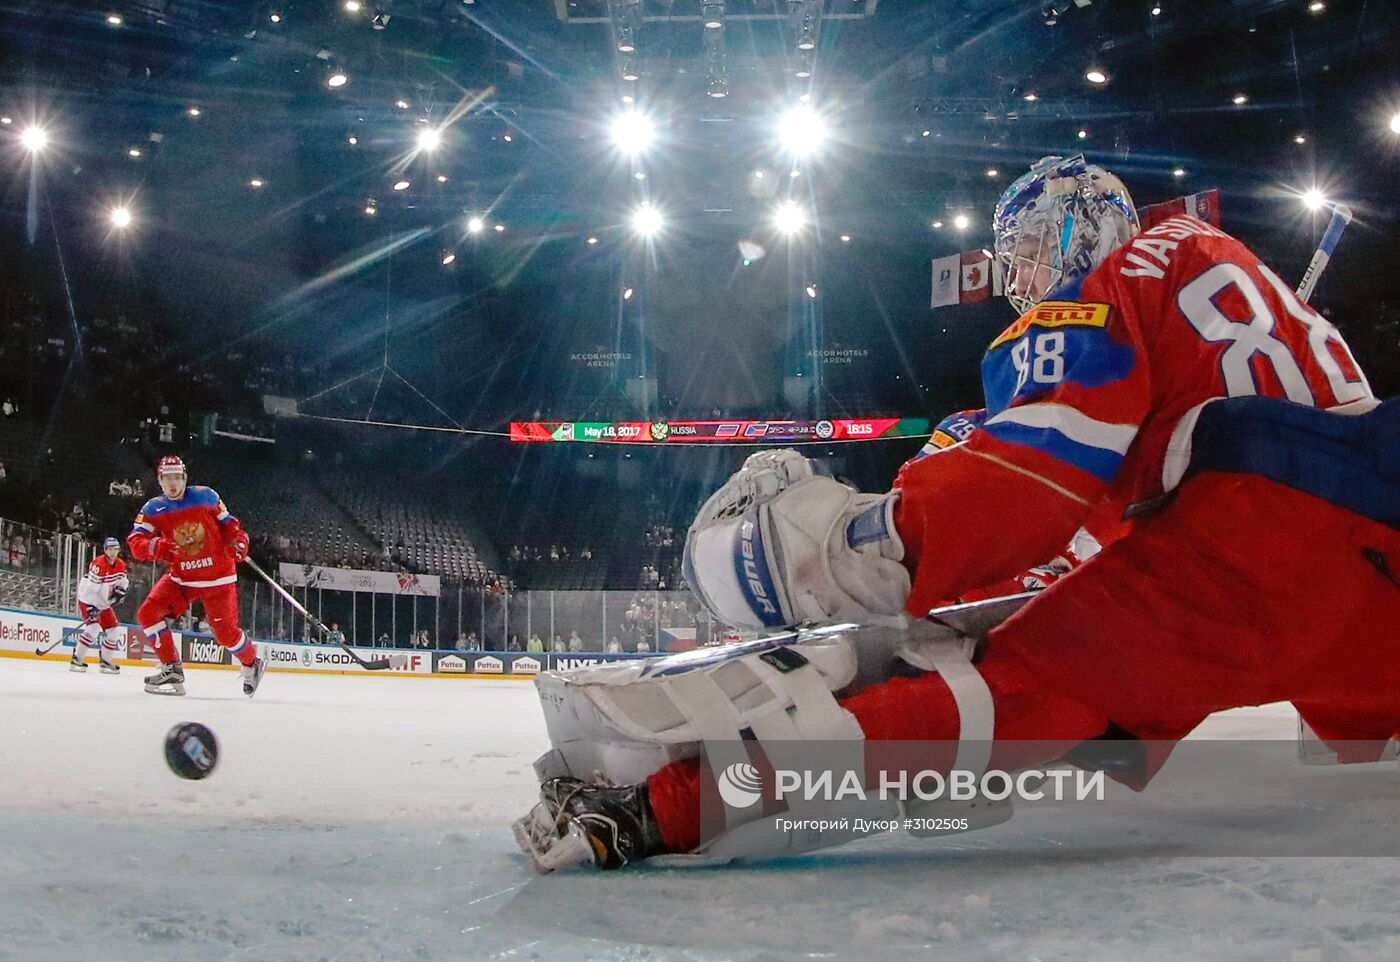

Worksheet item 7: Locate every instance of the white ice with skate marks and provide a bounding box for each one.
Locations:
[2,657,1399,962]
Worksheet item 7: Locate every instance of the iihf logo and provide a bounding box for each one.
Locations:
[716,762,763,809]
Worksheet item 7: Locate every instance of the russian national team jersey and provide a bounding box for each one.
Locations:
[76,555,129,610]
[129,485,241,587]
[971,214,1372,509]
[894,215,1374,610]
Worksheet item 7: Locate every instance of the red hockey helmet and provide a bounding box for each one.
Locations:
[156,455,187,479]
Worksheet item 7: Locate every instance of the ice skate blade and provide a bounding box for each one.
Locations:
[99,663,120,674]
[144,683,186,696]
[69,663,87,673]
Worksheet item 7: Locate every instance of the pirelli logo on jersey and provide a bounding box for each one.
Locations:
[989,301,1112,350]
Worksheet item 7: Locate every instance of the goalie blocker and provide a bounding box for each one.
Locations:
[515,594,1031,872]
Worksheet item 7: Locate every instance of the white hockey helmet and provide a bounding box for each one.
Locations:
[993,154,1140,314]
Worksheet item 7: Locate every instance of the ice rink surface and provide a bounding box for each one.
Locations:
[4,657,1400,962]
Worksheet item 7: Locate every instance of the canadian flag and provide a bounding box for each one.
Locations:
[961,251,991,303]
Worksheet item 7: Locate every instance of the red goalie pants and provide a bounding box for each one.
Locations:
[647,472,1400,853]
[137,575,254,667]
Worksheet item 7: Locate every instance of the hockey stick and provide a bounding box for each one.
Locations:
[242,557,405,671]
[1295,203,1353,303]
[34,633,68,656]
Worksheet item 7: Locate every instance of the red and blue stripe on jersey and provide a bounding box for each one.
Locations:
[894,215,1373,615]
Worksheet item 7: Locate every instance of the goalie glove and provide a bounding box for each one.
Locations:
[683,450,910,630]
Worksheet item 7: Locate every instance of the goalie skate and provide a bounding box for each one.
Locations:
[513,777,663,873]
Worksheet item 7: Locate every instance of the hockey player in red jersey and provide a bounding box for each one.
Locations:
[515,154,1400,872]
[70,537,129,674]
[128,455,264,697]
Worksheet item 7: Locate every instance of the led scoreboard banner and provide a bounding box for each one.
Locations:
[508,418,931,444]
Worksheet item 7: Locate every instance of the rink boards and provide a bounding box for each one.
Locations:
[0,604,649,679]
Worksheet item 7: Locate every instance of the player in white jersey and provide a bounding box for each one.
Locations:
[72,537,129,674]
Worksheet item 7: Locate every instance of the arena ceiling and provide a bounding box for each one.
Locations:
[0,0,1396,419]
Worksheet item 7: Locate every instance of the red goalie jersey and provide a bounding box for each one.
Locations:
[895,215,1373,615]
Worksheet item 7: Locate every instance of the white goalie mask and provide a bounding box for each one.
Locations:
[993,154,1140,315]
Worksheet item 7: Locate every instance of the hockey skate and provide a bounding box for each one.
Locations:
[144,662,186,696]
[240,657,266,698]
[513,776,664,873]
[99,658,120,674]
[68,653,87,673]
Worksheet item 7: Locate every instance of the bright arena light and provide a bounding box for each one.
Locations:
[392,180,410,191]
[21,126,48,153]
[327,71,348,88]
[772,199,806,234]
[953,213,971,230]
[466,216,485,234]
[1390,112,1400,134]
[1302,189,1326,211]
[345,0,361,10]
[417,127,442,151]
[775,103,828,158]
[110,207,132,228]
[1085,68,1108,85]
[631,203,664,238]
[609,111,656,155]
[441,252,456,266]
[187,106,201,117]
[249,178,265,188]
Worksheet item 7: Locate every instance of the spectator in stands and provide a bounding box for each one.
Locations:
[552,633,566,653]
[1,398,14,417]
[131,478,143,498]
[455,632,469,651]
[377,631,391,647]
[6,531,27,568]
[526,633,545,653]
[568,630,584,652]
[636,638,651,653]
[0,461,6,483]
[326,621,346,648]
[580,546,592,561]
[506,634,522,652]
[606,637,622,654]
[550,544,560,562]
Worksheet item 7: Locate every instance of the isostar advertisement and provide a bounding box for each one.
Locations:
[509,418,930,444]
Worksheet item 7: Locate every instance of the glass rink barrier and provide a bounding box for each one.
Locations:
[0,523,731,657]
[250,581,730,655]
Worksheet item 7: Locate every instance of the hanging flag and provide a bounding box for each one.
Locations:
[960,251,992,303]
[930,254,960,308]
[1139,188,1221,231]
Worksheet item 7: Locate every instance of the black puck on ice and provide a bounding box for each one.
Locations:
[164,722,219,780]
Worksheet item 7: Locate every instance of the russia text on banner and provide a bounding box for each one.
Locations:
[931,253,960,308]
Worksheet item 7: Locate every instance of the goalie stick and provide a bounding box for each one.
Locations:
[242,556,406,671]
[1296,203,1353,304]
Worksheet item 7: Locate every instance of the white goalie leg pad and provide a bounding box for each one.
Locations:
[532,624,874,789]
[531,597,1028,862]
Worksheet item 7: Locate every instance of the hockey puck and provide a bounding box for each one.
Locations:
[164,722,219,780]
